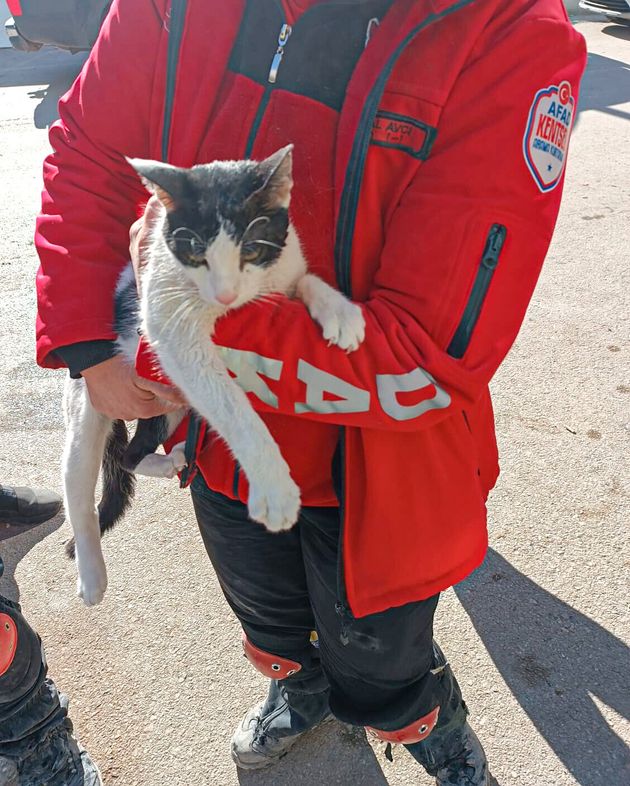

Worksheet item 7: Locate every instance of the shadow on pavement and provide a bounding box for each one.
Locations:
[577,51,630,122]
[0,47,86,128]
[0,514,63,603]
[601,22,630,42]
[455,549,630,786]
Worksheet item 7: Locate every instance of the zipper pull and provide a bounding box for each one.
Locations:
[482,224,507,269]
[268,23,292,84]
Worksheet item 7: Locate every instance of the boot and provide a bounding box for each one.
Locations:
[0,484,62,526]
[231,679,331,770]
[405,644,489,786]
[0,680,103,786]
[0,595,102,785]
[408,717,488,785]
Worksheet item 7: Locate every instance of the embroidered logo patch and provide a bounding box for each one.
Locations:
[371,111,437,160]
[523,81,575,192]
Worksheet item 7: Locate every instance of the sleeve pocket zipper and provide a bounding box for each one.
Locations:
[447,223,507,359]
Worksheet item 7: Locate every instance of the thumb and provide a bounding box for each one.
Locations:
[134,376,188,407]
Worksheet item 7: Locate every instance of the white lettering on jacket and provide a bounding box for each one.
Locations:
[218,347,282,408]
[218,349,451,421]
[295,360,371,415]
[376,367,451,420]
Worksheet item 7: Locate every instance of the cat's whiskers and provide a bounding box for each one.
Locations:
[160,296,202,335]
[247,239,284,251]
[242,215,271,240]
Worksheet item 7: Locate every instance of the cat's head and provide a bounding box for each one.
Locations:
[127,145,294,308]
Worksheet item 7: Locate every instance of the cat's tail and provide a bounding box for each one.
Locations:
[65,420,136,558]
[98,419,136,532]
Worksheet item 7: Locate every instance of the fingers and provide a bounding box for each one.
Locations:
[90,396,180,421]
[134,397,182,419]
[143,194,162,221]
[134,376,188,407]
[130,196,162,284]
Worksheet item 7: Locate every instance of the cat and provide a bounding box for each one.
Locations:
[63,145,365,606]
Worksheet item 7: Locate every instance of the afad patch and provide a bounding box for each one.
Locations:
[523,81,575,193]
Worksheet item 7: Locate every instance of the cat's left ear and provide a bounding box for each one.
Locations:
[250,144,294,209]
[126,157,186,212]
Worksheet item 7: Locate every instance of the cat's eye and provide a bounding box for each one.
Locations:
[241,244,263,264]
[171,227,207,264]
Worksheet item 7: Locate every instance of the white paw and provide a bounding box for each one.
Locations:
[165,441,187,479]
[134,444,187,479]
[310,293,365,353]
[75,540,108,606]
[247,467,301,533]
[76,561,108,606]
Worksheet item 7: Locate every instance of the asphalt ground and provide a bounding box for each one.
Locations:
[0,13,628,786]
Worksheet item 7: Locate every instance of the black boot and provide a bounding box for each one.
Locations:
[0,595,102,785]
[406,644,489,786]
[0,484,62,526]
[231,679,331,770]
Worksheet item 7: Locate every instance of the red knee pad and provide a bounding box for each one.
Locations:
[367,705,440,744]
[242,634,302,680]
[0,613,18,676]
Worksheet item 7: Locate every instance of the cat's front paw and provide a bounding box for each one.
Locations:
[247,469,301,533]
[77,565,108,606]
[301,279,366,352]
[75,547,108,606]
[319,297,365,352]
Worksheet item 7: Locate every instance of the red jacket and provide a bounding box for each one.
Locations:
[36,0,586,618]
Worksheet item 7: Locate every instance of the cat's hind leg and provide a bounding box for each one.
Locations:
[62,377,112,606]
[296,274,365,352]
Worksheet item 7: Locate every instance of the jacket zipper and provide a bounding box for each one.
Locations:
[334,0,477,298]
[268,23,293,83]
[159,0,203,488]
[161,0,188,162]
[447,223,507,359]
[239,20,294,487]
[244,19,292,157]
[335,432,352,645]
[332,0,477,627]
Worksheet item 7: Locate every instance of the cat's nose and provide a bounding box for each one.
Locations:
[216,290,238,306]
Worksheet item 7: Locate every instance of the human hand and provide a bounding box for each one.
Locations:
[130,195,162,290]
[82,355,187,420]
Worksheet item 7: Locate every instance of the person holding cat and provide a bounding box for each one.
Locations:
[35,0,586,783]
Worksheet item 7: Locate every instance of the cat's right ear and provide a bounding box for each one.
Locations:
[126,158,185,212]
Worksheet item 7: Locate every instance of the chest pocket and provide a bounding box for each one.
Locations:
[366,89,443,227]
[348,90,444,300]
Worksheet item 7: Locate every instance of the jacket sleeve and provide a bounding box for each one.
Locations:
[35,0,166,369]
[190,16,586,432]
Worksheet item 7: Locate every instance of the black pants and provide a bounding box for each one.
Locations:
[191,477,465,733]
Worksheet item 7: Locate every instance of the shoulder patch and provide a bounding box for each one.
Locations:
[523,81,575,193]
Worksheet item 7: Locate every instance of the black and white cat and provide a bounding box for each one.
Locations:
[63,145,365,606]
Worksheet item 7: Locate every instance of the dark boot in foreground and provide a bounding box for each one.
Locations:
[0,592,102,785]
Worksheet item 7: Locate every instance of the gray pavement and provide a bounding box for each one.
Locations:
[0,13,628,786]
